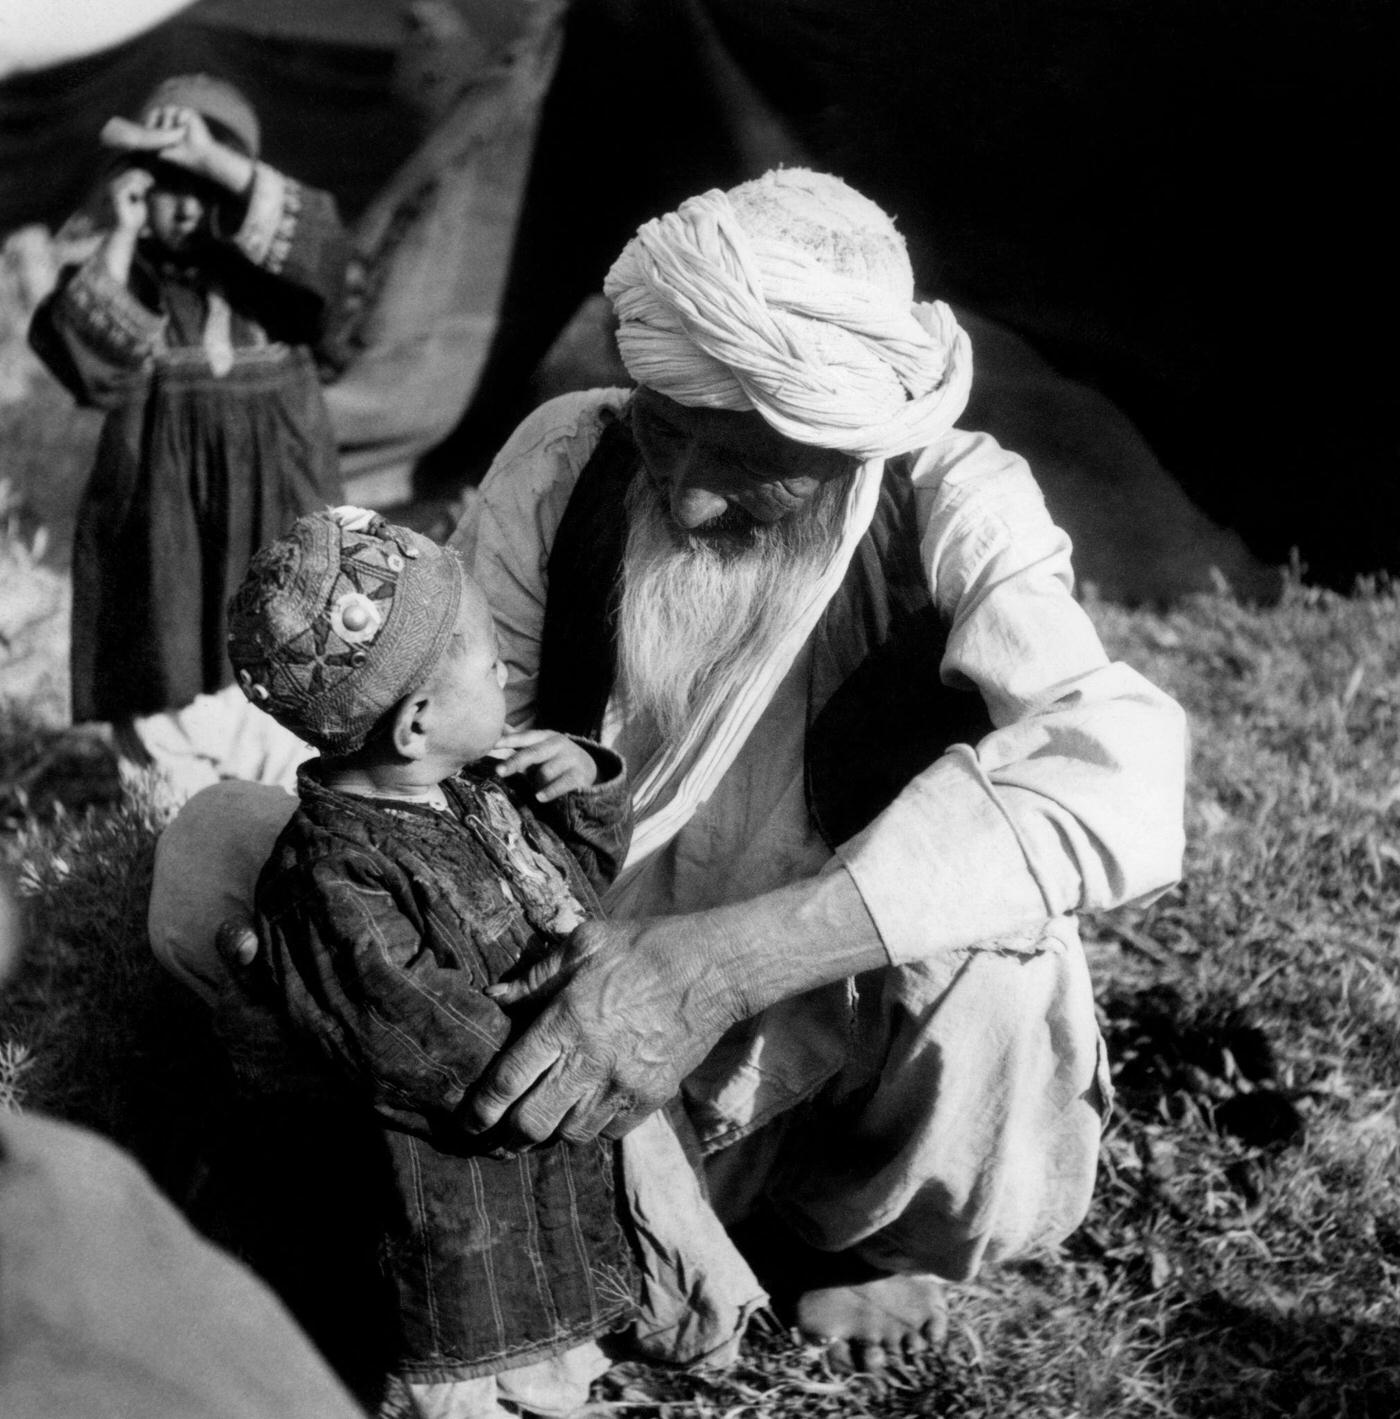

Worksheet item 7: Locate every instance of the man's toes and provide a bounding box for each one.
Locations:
[795,1269,950,1373]
[825,1337,855,1373]
[900,1326,930,1359]
[856,1339,891,1373]
[825,1336,890,1374]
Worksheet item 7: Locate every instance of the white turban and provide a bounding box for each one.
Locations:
[603,169,972,461]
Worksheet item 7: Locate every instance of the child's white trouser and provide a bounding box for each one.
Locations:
[405,1340,608,1418]
[114,683,312,816]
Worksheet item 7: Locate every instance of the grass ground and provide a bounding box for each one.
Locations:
[1,289,1397,1412]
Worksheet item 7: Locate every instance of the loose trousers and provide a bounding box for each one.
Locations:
[703,937,1110,1282]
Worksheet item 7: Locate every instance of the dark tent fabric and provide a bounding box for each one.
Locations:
[433,0,1395,587]
[4,0,1395,587]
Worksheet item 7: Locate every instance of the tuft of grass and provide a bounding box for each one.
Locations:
[0,1038,33,1111]
[1074,577,1400,1418]
[2,768,227,1196]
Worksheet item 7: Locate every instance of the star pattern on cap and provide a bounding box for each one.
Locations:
[227,511,460,753]
[249,565,396,705]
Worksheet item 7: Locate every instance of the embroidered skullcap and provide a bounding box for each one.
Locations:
[140,73,260,158]
[604,168,972,461]
[227,508,464,756]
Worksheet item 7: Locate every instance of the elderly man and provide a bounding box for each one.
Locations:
[150,168,1185,1372]
[448,167,1185,1364]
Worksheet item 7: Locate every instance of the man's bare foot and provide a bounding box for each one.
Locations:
[729,1214,950,1373]
[796,1270,948,1373]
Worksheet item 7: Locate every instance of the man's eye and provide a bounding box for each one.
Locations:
[747,480,803,513]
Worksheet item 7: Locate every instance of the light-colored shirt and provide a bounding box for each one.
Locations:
[454,389,1187,967]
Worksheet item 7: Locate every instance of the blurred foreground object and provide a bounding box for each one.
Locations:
[0,1113,365,1418]
[0,1,194,78]
[0,872,365,1418]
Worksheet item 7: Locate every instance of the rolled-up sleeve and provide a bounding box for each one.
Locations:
[222,163,350,346]
[28,256,164,408]
[838,429,1188,964]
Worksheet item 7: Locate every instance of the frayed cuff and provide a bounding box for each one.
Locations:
[62,256,165,361]
[232,163,301,274]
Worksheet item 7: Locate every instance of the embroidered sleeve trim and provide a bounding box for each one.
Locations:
[233,163,301,274]
[63,256,166,362]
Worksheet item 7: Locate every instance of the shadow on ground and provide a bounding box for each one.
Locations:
[1100,981,1305,1149]
[1167,1293,1400,1419]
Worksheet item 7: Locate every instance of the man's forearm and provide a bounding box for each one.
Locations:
[460,863,891,1145]
[694,864,890,1024]
[202,144,255,196]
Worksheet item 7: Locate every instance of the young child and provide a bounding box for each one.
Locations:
[29,73,349,808]
[224,507,640,1418]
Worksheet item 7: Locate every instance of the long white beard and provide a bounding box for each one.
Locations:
[616,474,848,743]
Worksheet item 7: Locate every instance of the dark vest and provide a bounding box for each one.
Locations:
[536,407,994,848]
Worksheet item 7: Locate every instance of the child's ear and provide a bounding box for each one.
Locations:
[390,691,430,760]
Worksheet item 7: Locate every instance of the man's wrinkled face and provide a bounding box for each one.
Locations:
[631,387,857,540]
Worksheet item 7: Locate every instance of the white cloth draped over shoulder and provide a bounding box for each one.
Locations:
[615,459,879,882]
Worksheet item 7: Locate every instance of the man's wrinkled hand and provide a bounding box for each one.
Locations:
[464,914,746,1149]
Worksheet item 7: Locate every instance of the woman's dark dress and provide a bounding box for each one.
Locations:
[30,163,349,722]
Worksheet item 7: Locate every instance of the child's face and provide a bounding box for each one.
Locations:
[421,579,509,769]
[145,174,211,255]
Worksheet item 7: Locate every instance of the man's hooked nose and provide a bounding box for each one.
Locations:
[669,481,729,530]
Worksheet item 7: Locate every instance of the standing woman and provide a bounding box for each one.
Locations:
[30,73,349,808]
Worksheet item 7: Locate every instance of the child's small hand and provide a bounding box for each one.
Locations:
[489,730,597,803]
[103,107,211,167]
[101,107,252,192]
[107,166,154,234]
